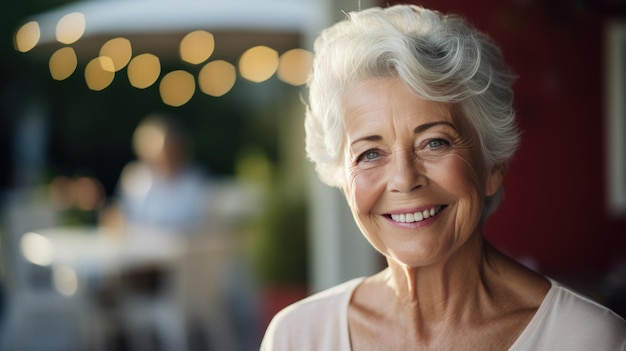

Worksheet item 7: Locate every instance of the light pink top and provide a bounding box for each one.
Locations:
[261,277,626,350]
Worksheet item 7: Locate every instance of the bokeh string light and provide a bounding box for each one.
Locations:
[14,11,314,107]
[49,47,77,80]
[14,21,40,52]
[127,53,161,89]
[100,37,133,72]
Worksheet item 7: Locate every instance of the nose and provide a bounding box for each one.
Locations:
[388,152,426,193]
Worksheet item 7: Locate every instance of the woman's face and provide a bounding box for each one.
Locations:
[342,78,502,267]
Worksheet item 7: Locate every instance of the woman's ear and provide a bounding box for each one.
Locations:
[485,164,505,197]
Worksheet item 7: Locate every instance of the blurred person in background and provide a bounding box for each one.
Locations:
[261,4,626,350]
[100,113,261,350]
[98,113,211,350]
[100,111,211,295]
[101,112,209,234]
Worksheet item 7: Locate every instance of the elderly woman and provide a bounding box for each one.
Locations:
[261,4,626,350]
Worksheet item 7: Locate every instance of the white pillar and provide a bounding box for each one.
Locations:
[306,0,381,294]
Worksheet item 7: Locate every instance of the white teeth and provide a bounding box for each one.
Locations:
[415,211,423,221]
[390,206,443,223]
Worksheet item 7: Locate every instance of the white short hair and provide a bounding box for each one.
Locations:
[304,4,520,216]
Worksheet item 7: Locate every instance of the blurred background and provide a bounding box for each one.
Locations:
[1,0,626,350]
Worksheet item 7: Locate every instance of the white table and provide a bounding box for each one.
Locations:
[17,225,242,351]
[22,225,188,292]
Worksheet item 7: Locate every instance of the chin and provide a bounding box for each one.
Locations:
[386,245,450,268]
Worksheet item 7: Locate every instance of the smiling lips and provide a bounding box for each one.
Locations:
[389,205,445,223]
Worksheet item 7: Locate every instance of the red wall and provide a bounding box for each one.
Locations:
[386,0,626,278]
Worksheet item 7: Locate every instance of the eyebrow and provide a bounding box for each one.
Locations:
[350,120,457,146]
[414,121,457,134]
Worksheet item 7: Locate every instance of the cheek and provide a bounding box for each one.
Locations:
[346,169,385,216]
[429,153,486,227]
[453,154,483,193]
[429,153,484,200]
[433,141,485,189]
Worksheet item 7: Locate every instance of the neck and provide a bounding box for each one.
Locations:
[383,231,497,323]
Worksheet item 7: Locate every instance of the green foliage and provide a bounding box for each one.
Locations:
[250,187,309,285]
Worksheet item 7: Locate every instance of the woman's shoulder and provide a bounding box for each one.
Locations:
[512,279,626,350]
[267,277,364,328]
[260,277,364,351]
[548,280,626,326]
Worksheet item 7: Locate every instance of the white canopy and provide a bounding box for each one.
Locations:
[24,0,322,59]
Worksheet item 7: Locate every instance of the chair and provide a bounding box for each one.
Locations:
[0,191,109,351]
[116,232,242,351]
[178,233,242,350]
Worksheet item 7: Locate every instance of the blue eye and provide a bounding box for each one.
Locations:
[359,150,380,162]
[365,151,380,159]
[427,138,449,149]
